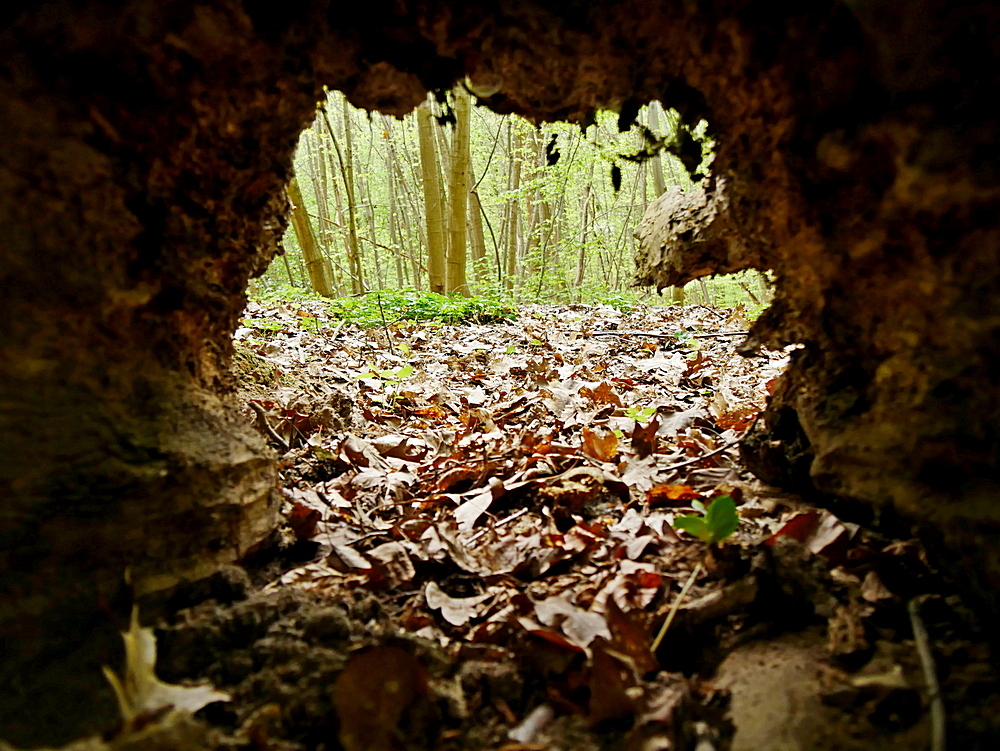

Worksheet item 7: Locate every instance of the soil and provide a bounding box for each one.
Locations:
[33,301,993,751]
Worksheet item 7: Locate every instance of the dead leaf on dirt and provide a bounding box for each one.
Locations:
[631,415,660,458]
[582,427,619,462]
[507,704,554,744]
[533,596,610,650]
[332,647,428,751]
[767,511,850,562]
[425,581,495,626]
[589,637,640,725]
[605,598,658,675]
[646,484,701,506]
[103,607,229,730]
[367,541,415,588]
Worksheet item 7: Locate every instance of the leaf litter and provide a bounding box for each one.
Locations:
[68,301,998,751]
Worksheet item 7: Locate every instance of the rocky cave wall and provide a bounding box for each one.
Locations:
[1,0,998,744]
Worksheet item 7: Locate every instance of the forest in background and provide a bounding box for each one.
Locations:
[257,88,770,309]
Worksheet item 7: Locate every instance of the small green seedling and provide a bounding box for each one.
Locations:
[356,363,414,383]
[673,496,739,543]
[625,405,657,423]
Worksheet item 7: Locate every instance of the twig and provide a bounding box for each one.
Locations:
[909,596,946,751]
[660,438,739,472]
[660,412,760,473]
[376,292,392,347]
[589,330,748,339]
[342,530,392,546]
[468,508,530,544]
[691,330,749,339]
[651,561,703,653]
[248,402,290,453]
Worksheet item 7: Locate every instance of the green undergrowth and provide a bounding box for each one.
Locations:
[253,285,516,327]
[327,289,516,327]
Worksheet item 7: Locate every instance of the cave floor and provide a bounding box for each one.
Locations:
[87,301,997,751]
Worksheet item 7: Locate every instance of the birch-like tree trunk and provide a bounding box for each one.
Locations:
[384,118,405,288]
[306,124,341,292]
[287,175,334,297]
[648,101,668,197]
[469,188,488,284]
[447,88,471,295]
[505,122,522,291]
[417,102,447,293]
[341,97,364,293]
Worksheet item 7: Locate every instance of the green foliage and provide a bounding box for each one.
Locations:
[673,496,739,544]
[327,289,516,327]
[625,405,657,423]
[255,283,329,305]
[598,292,637,313]
[357,363,414,382]
[260,91,774,311]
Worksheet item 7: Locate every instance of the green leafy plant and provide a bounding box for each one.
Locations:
[327,289,516,327]
[625,405,657,423]
[356,363,415,383]
[673,496,739,543]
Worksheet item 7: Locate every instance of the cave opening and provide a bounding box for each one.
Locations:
[2,1,1000,748]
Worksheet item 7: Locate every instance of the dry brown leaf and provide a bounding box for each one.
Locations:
[332,647,428,751]
[425,581,494,626]
[582,427,619,462]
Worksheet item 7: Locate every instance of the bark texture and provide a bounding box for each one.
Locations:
[1,0,998,744]
[637,178,762,285]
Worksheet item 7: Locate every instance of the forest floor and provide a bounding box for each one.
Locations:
[140,301,997,751]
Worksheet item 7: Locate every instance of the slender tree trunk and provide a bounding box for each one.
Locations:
[417,102,447,293]
[648,101,668,197]
[469,189,488,285]
[575,166,594,292]
[699,278,713,305]
[287,175,334,297]
[389,126,424,287]
[447,88,471,296]
[384,120,405,288]
[341,97,364,293]
[307,124,341,293]
[505,123,522,291]
[319,112,353,291]
[523,130,545,278]
[281,246,297,286]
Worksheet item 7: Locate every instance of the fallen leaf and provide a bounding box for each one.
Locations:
[589,637,639,724]
[631,415,660,458]
[605,598,658,675]
[367,542,415,588]
[647,484,701,506]
[579,381,623,407]
[582,427,619,462]
[534,596,610,649]
[103,607,229,730]
[332,647,428,751]
[425,581,494,626]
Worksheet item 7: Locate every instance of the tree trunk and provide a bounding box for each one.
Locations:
[505,123,523,291]
[648,101,669,197]
[417,102,447,294]
[287,176,335,297]
[469,189,488,285]
[447,88,472,296]
[340,98,365,293]
[385,119,406,288]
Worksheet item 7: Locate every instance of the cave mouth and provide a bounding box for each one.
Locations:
[3,0,1000,746]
